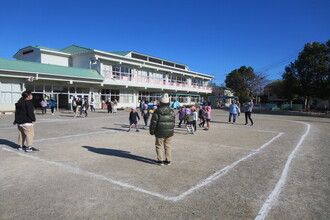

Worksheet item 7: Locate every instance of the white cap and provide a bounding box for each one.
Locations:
[160,93,170,104]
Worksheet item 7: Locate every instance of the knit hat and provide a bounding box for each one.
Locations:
[132,107,136,110]
[191,106,196,111]
[153,106,158,109]
[160,93,170,103]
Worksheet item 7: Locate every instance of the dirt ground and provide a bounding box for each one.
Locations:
[0,109,329,220]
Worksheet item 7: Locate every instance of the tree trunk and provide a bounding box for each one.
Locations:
[304,97,308,111]
[290,100,293,110]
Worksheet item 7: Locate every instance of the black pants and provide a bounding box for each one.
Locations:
[245,112,253,124]
[51,106,55,114]
[143,115,149,126]
[90,105,95,112]
[199,118,205,127]
[107,105,112,113]
[178,118,184,127]
[42,107,47,114]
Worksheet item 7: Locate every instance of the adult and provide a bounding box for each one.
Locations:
[48,97,57,115]
[149,93,175,166]
[72,98,77,118]
[243,99,254,126]
[90,98,95,112]
[77,98,83,117]
[106,98,112,113]
[40,98,48,115]
[13,91,39,152]
[83,98,90,117]
[113,99,118,113]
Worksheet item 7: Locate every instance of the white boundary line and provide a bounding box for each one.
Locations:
[254,122,311,220]
[0,115,127,130]
[34,130,116,142]
[0,132,283,202]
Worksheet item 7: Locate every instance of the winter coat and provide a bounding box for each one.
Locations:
[14,99,36,124]
[149,106,175,138]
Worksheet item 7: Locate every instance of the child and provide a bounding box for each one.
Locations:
[199,106,206,128]
[141,104,150,129]
[204,106,212,130]
[128,107,140,132]
[228,100,240,124]
[191,106,198,132]
[198,106,203,123]
[40,98,48,115]
[184,108,194,134]
[177,106,186,128]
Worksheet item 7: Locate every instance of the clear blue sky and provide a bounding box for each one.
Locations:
[0,0,329,85]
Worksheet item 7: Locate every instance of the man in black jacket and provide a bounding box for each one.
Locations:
[149,93,175,166]
[13,91,38,152]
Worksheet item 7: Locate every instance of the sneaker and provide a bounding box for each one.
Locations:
[25,147,39,152]
[17,146,25,151]
[127,129,131,132]
[164,161,171,166]
[136,129,140,132]
[251,123,254,126]
[244,123,248,125]
[52,113,54,115]
[156,161,164,166]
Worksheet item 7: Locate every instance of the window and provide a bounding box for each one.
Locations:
[149,57,162,64]
[0,82,22,104]
[23,50,33,55]
[132,53,148,61]
[138,91,162,103]
[120,90,133,103]
[163,61,174,67]
[175,64,186,70]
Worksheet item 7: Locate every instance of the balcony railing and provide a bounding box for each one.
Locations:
[103,70,212,91]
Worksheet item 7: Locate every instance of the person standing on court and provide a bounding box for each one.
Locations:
[13,91,39,152]
[48,97,56,115]
[243,99,254,126]
[149,93,175,166]
[40,98,48,115]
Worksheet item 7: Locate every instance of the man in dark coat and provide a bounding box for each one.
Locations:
[149,93,175,166]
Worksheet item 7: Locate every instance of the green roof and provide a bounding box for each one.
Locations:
[109,51,132,56]
[60,45,92,54]
[0,58,103,80]
[32,46,64,53]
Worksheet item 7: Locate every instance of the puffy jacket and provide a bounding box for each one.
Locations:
[14,99,36,124]
[149,106,175,138]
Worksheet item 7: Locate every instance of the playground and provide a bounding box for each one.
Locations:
[0,109,329,220]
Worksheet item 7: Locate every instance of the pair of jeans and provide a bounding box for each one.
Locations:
[228,113,237,122]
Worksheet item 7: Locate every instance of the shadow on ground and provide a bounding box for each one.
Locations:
[82,146,156,164]
[0,139,19,149]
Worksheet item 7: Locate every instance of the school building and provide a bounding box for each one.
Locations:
[0,45,213,111]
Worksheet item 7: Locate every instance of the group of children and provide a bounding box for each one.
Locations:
[127,104,158,132]
[177,105,212,134]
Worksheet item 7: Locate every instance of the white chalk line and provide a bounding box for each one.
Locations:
[0,115,127,130]
[173,132,283,201]
[0,132,283,202]
[0,146,175,201]
[254,122,311,220]
[34,130,116,142]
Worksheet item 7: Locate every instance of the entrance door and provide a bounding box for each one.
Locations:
[59,94,68,109]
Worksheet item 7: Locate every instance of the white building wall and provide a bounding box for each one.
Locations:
[71,55,93,69]
[16,50,41,63]
[0,78,25,111]
[41,53,68,66]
